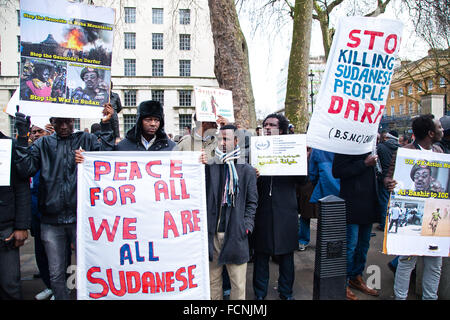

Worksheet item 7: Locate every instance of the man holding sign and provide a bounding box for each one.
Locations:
[14,104,114,300]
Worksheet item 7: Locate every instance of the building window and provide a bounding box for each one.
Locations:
[124,59,136,76]
[390,106,395,116]
[152,59,164,77]
[74,118,80,131]
[152,90,164,106]
[17,35,20,52]
[408,84,413,95]
[17,10,20,26]
[124,7,136,23]
[179,90,192,106]
[124,33,136,49]
[152,33,163,50]
[152,8,163,24]
[440,77,446,88]
[398,88,403,97]
[408,102,413,114]
[179,60,191,77]
[399,104,404,114]
[123,115,137,133]
[179,9,191,25]
[417,82,423,92]
[390,90,395,99]
[9,115,17,137]
[428,79,433,90]
[179,114,192,135]
[17,62,20,75]
[179,34,191,51]
[124,90,137,106]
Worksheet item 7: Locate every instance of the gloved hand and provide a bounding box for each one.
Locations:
[15,112,31,137]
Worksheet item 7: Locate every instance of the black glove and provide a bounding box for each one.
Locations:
[15,112,31,137]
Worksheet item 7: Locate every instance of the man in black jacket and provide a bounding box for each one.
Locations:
[115,100,175,151]
[14,104,114,300]
[0,132,30,299]
[205,125,257,300]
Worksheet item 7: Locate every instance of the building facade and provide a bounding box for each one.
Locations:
[381,49,449,133]
[0,0,218,138]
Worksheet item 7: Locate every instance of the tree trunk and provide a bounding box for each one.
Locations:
[284,0,313,133]
[208,0,256,129]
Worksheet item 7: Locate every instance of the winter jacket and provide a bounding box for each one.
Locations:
[377,138,400,180]
[205,162,258,265]
[14,122,114,225]
[253,175,305,255]
[332,152,380,225]
[0,132,30,231]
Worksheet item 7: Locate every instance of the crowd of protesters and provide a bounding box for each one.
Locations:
[0,95,448,300]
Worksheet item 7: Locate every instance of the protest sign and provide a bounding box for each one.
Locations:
[77,151,210,300]
[306,16,403,155]
[12,0,115,119]
[383,148,450,257]
[250,134,307,176]
[194,86,234,123]
[0,139,12,186]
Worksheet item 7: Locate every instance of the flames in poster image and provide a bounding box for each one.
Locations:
[62,28,85,50]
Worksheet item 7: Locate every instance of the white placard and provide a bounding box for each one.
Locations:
[77,151,210,299]
[0,139,12,186]
[194,86,234,123]
[250,134,307,176]
[307,16,403,155]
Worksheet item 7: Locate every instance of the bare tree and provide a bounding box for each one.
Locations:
[208,0,257,129]
[284,0,313,133]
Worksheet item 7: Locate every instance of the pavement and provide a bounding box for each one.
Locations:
[18,219,421,301]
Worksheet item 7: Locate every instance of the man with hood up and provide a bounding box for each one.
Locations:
[115,100,175,151]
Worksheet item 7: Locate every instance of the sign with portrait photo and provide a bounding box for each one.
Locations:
[11,0,115,119]
[383,148,450,257]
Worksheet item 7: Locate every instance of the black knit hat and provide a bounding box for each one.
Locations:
[135,100,165,138]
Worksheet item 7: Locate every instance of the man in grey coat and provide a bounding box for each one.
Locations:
[205,124,258,300]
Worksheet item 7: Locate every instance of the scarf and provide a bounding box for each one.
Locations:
[215,145,241,207]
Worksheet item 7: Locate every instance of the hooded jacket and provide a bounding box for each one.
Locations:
[115,100,175,151]
[377,138,400,180]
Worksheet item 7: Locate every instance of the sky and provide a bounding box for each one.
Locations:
[237,1,432,118]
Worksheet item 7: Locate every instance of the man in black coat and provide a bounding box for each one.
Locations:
[205,125,257,300]
[252,113,304,300]
[14,105,114,300]
[115,100,175,151]
[332,152,380,300]
[0,132,30,299]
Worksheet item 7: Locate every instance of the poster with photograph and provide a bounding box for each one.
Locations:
[13,0,115,119]
[250,134,307,176]
[383,148,450,257]
[194,87,234,123]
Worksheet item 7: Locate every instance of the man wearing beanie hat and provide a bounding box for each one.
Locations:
[115,100,175,151]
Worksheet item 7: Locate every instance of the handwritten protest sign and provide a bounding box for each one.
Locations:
[77,151,210,300]
[307,16,403,155]
[250,134,307,176]
[0,139,12,186]
[383,148,450,257]
[194,86,234,123]
[12,0,115,119]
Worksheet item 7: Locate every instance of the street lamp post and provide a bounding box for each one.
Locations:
[308,70,315,114]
